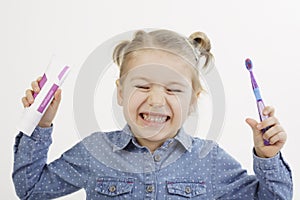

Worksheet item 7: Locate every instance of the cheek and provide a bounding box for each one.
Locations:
[173,94,193,115]
[180,99,191,113]
[123,89,146,111]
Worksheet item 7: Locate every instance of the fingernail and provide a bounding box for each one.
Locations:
[263,111,267,115]
[263,135,267,140]
[29,96,34,103]
[256,124,261,129]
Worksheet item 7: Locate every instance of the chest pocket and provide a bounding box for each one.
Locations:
[95,177,134,198]
[166,179,206,198]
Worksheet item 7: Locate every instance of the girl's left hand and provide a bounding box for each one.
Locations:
[245,106,287,158]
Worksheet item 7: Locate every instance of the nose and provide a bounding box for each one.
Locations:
[147,86,166,107]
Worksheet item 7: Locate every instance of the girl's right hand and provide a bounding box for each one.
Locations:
[21,76,62,128]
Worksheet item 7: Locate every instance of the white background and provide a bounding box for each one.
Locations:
[1,0,299,199]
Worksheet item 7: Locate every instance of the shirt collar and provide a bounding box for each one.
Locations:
[111,124,193,152]
[174,127,193,152]
[109,125,133,152]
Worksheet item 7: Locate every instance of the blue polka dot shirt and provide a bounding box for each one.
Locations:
[13,125,293,199]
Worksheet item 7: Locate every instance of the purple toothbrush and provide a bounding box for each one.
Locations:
[245,58,270,145]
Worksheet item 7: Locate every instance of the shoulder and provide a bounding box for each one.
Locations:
[190,136,219,151]
[189,137,219,158]
[190,137,237,161]
[189,137,243,169]
[79,129,130,155]
[81,129,124,144]
[191,137,217,147]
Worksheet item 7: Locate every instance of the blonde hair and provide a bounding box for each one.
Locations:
[113,29,214,95]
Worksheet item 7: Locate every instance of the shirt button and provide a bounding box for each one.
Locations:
[146,185,154,193]
[154,154,161,162]
[185,186,191,194]
[109,185,116,192]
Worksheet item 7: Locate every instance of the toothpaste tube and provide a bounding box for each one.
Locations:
[17,57,71,135]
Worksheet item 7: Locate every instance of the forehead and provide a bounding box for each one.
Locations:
[122,50,194,84]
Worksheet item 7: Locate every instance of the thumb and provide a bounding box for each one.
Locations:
[245,118,259,131]
[51,89,62,109]
[245,118,264,146]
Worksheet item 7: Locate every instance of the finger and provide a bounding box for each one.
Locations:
[31,80,40,93]
[262,125,284,140]
[245,118,258,131]
[21,96,30,107]
[268,131,287,145]
[36,76,42,82]
[245,118,263,138]
[25,89,34,104]
[246,118,265,146]
[54,89,62,102]
[262,106,275,117]
[257,116,279,130]
[50,89,62,108]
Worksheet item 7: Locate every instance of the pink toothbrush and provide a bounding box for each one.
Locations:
[245,58,270,145]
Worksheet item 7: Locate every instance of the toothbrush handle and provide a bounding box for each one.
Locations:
[257,100,270,145]
[253,87,270,145]
[257,100,267,121]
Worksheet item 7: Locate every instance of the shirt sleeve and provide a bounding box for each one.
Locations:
[253,150,293,199]
[212,145,293,200]
[12,126,90,200]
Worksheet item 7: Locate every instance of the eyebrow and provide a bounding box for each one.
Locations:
[130,77,150,82]
[130,77,188,87]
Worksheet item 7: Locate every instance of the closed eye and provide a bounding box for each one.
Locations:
[135,85,150,90]
[166,89,183,93]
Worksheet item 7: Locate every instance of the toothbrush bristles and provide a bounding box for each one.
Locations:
[245,58,253,71]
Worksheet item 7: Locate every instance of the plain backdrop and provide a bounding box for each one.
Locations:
[1,0,299,199]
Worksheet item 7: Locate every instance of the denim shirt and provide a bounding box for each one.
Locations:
[13,125,293,200]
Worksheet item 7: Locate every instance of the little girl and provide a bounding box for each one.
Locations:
[13,29,292,199]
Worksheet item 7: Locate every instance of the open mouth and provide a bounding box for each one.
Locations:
[139,112,170,124]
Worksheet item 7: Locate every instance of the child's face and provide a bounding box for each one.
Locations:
[117,50,197,144]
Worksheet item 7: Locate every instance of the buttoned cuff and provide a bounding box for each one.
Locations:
[253,149,280,171]
[14,125,54,160]
[30,124,53,141]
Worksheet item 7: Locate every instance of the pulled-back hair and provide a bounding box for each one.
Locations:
[113,29,214,95]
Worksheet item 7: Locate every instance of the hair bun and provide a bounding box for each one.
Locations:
[189,32,211,53]
[189,31,213,68]
[134,30,147,38]
[113,40,130,67]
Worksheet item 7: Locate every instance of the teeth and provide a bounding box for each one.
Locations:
[142,113,167,123]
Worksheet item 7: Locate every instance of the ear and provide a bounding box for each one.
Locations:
[188,91,201,114]
[116,79,123,106]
